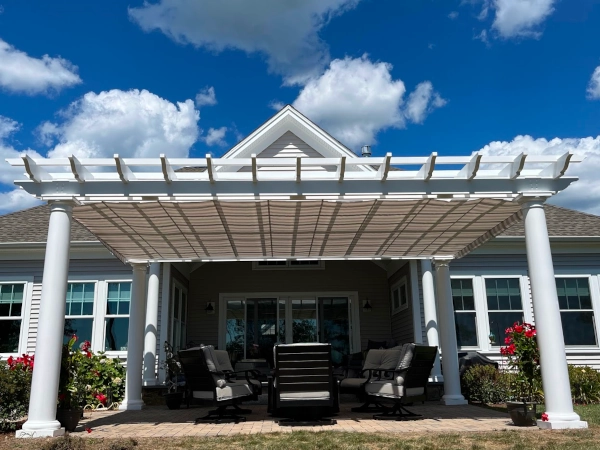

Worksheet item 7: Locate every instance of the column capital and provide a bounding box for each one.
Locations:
[130,263,148,272]
[48,201,74,212]
[518,196,547,209]
[432,258,452,268]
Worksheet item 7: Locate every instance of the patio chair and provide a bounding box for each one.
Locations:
[365,344,437,421]
[270,343,338,426]
[339,347,403,412]
[178,345,261,424]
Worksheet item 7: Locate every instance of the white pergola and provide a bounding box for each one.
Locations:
[8,152,588,436]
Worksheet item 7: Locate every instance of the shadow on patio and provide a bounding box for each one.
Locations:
[73,396,514,438]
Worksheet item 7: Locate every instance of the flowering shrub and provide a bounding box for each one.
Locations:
[462,365,511,404]
[0,354,34,432]
[500,322,542,402]
[59,336,126,410]
[568,365,600,405]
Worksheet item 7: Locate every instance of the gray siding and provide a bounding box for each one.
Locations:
[389,263,414,345]
[187,260,391,351]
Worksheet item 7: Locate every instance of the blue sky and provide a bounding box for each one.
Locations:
[1,0,600,213]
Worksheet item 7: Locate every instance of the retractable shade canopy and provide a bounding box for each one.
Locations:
[7,152,581,264]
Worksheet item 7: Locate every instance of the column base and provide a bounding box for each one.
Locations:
[143,379,158,386]
[16,420,65,438]
[440,394,468,405]
[537,420,588,430]
[119,399,145,411]
[428,375,444,383]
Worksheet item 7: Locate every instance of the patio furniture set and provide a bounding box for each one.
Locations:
[178,342,438,425]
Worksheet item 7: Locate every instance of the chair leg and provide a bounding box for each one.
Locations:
[207,404,252,416]
[373,402,423,421]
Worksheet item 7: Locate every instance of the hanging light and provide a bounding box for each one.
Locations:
[205,302,215,314]
[362,298,373,312]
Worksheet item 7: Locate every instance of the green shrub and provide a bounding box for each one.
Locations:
[568,365,600,405]
[462,365,510,404]
[0,357,33,432]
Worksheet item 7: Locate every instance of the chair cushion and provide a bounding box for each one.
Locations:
[395,343,416,384]
[192,380,253,401]
[214,350,234,372]
[201,345,221,372]
[279,391,330,401]
[362,348,403,371]
[339,377,368,391]
[365,380,424,399]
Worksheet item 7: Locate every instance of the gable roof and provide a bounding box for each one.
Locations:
[0,204,97,243]
[219,105,373,171]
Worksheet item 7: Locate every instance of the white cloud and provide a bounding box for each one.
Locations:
[477,135,600,215]
[269,100,286,111]
[202,127,228,147]
[0,116,19,139]
[404,82,447,124]
[292,56,446,148]
[0,38,81,95]
[475,29,490,46]
[466,0,555,40]
[195,86,217,108]
[587,66,600,100]
[46,89,200,159]
[0,188,42,215]
[128,0,360,85]
[448,11,459,19]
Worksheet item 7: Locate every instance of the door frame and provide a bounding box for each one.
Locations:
[218,291,361,355]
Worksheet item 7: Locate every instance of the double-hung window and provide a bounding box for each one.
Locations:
[485,278,524,345]
[391,278,409,314]
[64,282,96,345]
[451,278,478,347]
[105,282,131,351]
[0,283,25,353]
[556,278,597,346]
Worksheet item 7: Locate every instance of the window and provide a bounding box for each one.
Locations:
[0,284,25,353]
[391,278,409,314]
[252,260,324,270]
[63,282,95,345]
[105,282,131,351]
[171,283,188,351]
[451,279,478,347]
[556,278,597,346]
[485,278,524,346]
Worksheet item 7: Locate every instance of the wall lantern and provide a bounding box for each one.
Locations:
[205,302,215,315]
[362,298,373,313]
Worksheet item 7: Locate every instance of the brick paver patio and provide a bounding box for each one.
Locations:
[73,396,513,438]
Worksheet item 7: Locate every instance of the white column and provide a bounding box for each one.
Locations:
[421,259,443,382]
[17,202,72,438]
[119,263,147,410]
[434,259,467,406]
[522,200,587,429]
[143,263,161,386]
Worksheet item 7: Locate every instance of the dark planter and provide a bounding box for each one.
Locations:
[165,392,183,410]
[507,401,537,426]
[56,408,83,432]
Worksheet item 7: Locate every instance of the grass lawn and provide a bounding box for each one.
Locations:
[2,405,600,450]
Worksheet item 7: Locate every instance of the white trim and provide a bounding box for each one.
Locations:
[170,279,188,351]
[0,277,34,357]
[251,260,325,270]
[390,277,409,315]
[409,260,423,344]
[449,275,481,351]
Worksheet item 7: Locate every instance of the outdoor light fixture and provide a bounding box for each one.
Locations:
[205,302,215,315]
[489,332,496,345]
[362,298,373,312]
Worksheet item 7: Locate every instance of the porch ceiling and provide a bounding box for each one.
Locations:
[72,198,522,263]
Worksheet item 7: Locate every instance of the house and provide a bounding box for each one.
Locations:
[3,106,593,436]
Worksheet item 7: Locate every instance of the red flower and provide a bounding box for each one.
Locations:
[507,344,516,355]
[95,393,107,405]
[504,337,512,344]
[85,428,92,433]
[541,413,549,422]
[525,329,535,338]
[514,325,524,333]
[85,351,92,358]
[505,327,514,334]
[58,393,66,401]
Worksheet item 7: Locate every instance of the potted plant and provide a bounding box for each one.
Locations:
[501,322,541,426]
[56,335,86,432]
[162,342,183,409]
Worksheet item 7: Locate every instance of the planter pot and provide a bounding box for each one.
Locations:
[164,392,183,410]
[56,408,83,432]
[507,401,537,427]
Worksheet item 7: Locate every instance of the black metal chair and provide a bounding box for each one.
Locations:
[269,343,339,426]
[178,345,261,424]
[365,344,438,421]
[339,347,403,412]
